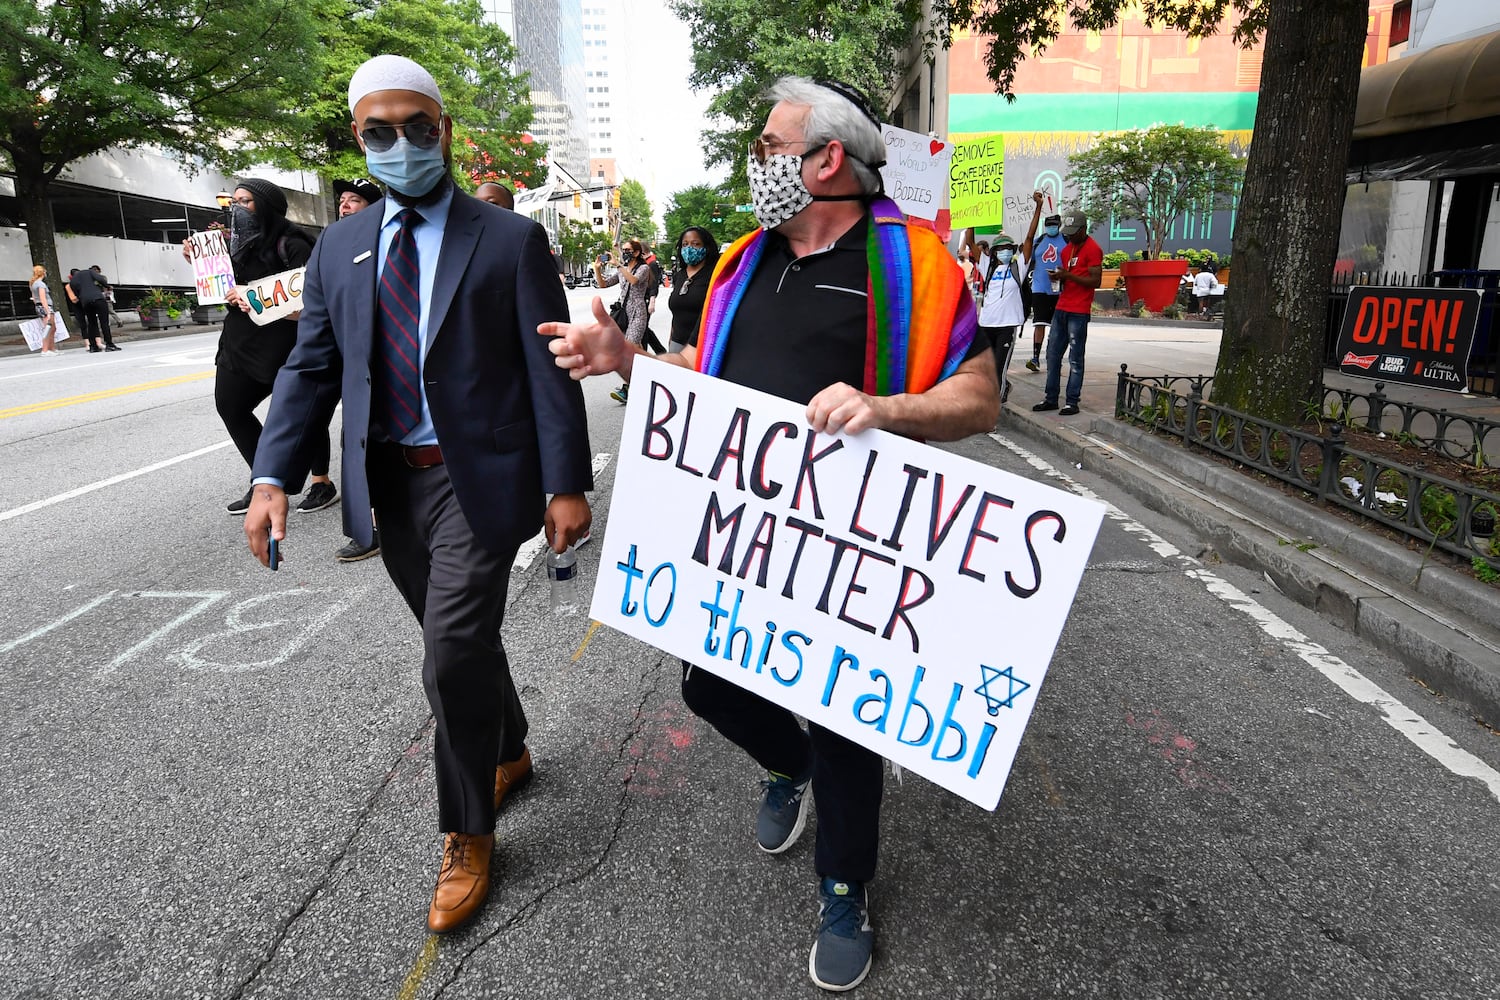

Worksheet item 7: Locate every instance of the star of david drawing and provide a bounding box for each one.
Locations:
[976,664,1030,715]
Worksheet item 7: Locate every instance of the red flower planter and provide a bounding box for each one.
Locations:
[1120,259,1190,313]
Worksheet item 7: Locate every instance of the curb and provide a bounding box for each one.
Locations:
[0,321,220,359]
[996,403,1500,725]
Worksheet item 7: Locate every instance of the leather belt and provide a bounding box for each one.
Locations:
[385,442,444,469]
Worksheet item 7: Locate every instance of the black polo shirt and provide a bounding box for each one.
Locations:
[692,216,871,405]
[691,215,985,406]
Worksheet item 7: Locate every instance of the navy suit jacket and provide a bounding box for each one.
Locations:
[252,190,593,553]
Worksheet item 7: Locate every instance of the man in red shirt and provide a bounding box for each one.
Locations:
[1031,211,1102,415]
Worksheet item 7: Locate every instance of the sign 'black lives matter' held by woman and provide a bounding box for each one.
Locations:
[590,359,1105,810]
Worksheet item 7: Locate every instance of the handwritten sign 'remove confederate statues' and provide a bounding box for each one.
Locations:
[591,361,1105,810]
[1336,286,1482,391]
[187,230,235,305]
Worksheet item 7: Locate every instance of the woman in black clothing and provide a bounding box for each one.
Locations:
[206,178,336,514]
[667,226,720,354]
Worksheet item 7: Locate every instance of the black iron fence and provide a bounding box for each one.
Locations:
[1116,367,1500,569]
[1324,269,1500,397]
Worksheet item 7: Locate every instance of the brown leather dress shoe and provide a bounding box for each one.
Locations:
[494,745,533,812]
[427,832,494,933]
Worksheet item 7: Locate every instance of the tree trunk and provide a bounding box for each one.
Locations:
[16,162,61,306]
[1211,0,1369,424]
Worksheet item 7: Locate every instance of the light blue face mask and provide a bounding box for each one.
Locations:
[1044,225,1061,237]
[364,137,449,198]
[996,249,1014,264]
[680,245,707,266]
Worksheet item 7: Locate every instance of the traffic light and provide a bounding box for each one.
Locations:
[611,188,621,209]
[711,203,725,224]
[573,192,581,208]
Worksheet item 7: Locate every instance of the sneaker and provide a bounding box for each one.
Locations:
[1031,400,1058,412]
[756,770,811,854]
[297,480,338,513]
[1024,358,1040,372]
[609,384,629,404]
[1059,404,1080,416]
[335,538,381,562]
[809,878,874,992]
[226,489,252,515]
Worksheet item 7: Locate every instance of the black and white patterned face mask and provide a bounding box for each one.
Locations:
[747,149,871,231]
[747,152,815,230]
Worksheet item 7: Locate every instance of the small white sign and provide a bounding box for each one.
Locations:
[879,123,952,222]
[590,360,1105,810]
[243,266,306,326]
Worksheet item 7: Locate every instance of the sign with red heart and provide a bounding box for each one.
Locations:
[879,123,953,223]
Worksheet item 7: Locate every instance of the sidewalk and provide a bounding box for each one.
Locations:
[999,320,1500,722]
[0,319,220,359]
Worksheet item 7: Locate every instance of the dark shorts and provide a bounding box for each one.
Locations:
[1031,293,1059,325]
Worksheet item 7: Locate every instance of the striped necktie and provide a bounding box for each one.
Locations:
[376,208,423,439]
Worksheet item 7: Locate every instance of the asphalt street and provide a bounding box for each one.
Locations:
[1,288,1497,1000]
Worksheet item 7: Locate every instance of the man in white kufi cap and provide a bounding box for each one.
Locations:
[245,53,594,934]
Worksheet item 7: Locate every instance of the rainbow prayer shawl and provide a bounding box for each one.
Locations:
[695,197,976,397]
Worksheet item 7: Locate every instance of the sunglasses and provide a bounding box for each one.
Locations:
[359,121,442,152]
[748,137,827,165]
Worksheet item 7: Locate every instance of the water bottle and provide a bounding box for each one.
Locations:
[546,546,582,616]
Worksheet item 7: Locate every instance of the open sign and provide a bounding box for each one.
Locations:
[1335,286,1481,392]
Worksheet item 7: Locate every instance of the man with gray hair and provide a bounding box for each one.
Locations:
[539,76,997,991]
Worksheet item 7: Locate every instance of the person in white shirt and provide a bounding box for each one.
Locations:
[1192,263,1217,317]
[976,233,1028,405]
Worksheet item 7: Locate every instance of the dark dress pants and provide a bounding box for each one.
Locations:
[681,663,884,883]
[84,300,113,346]
[369,446,528,835]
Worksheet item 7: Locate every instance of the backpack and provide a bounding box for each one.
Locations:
[275,228,314,269]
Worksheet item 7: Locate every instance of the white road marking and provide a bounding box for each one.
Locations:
[178,586,371,673]
[0,440,233,524]
[515,451,614,570]
[101,591,229,675]
[0,591,118,655]
[988,431,1500,804]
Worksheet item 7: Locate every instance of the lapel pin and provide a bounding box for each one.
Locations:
[353,250,372,264]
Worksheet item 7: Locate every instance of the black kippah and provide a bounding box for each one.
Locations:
[813,78,882,129]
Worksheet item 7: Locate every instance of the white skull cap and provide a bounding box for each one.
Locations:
[348,55,443,116]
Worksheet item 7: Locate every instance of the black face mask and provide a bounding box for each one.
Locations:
[229,204,261,256]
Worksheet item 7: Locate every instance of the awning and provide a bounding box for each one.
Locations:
[1347,29,1500,183]
[1353,30,1500,140]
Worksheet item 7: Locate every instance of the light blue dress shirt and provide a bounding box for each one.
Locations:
[377,184,453,447]
[252,184,454,490]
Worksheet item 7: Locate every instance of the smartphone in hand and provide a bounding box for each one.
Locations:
[268,529,280,572]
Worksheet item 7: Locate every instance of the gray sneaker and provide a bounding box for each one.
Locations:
[809,877,874,991]
[755,770,811,853]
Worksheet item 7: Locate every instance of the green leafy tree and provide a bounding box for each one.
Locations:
[618,178,657,244]
[662,182,757,249]
[671,0,924,179]
[938,0,1368,424]
[558,217,610,274]
[1067,124,1244,260]
[266,0,546,192]
[0,0,332,288]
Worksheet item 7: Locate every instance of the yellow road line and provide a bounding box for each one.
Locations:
[572,620,601,662]
[0,370,213,419]
[396,935,439,1000]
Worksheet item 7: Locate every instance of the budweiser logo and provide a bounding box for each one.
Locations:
[1342,352,1378,369]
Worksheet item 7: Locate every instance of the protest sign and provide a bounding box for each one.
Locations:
[188,229,235,306]
[879,123,952,222]
[243,267,306,326]
[1336,285,1482,392]
[19,314,69,351]
[590,360,1105,810]
[949,134,1005,230]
